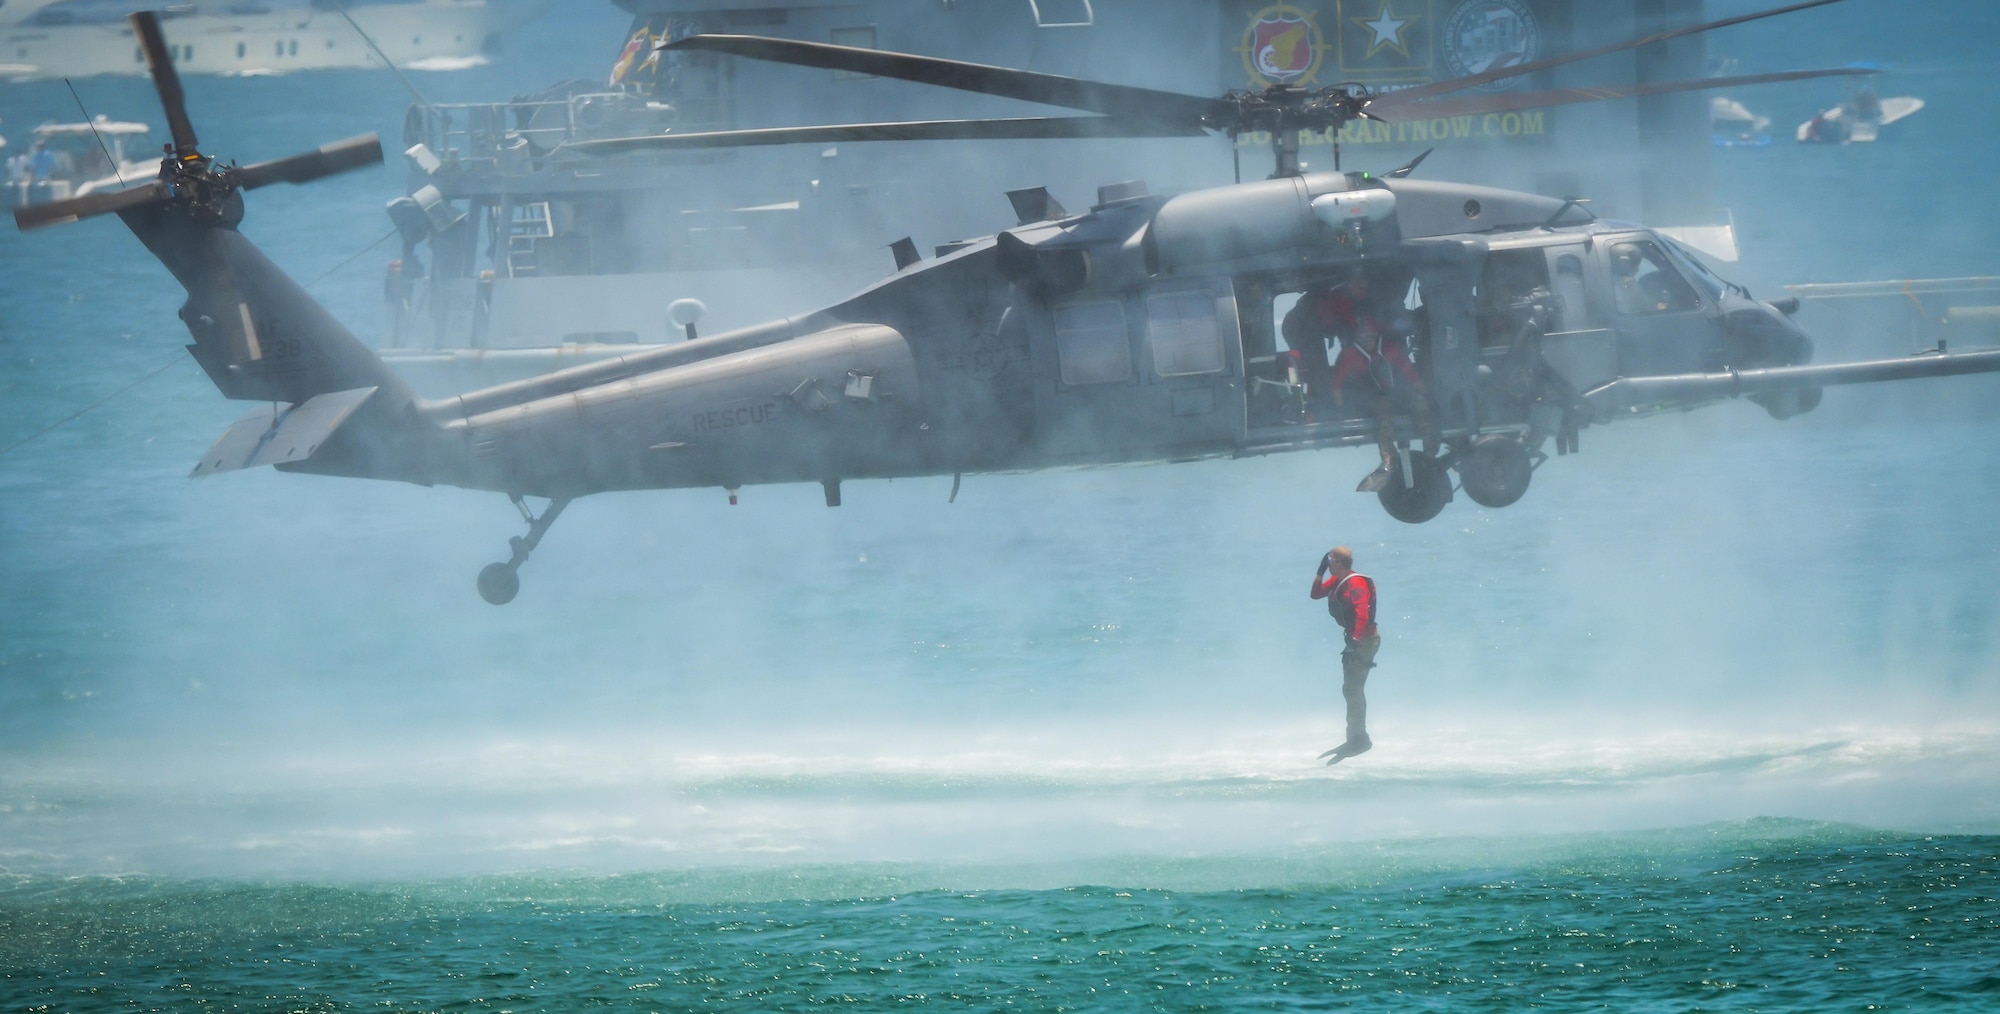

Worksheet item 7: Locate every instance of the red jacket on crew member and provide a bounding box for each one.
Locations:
[1302,288,1423,393]
[1311,566,1378,640]
[1329,335,1424,393]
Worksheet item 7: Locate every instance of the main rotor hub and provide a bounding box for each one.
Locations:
[1215,85,1374,137]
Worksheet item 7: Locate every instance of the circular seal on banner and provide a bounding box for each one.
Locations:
[1442,0,1543,91]
[1238,3,1328,87]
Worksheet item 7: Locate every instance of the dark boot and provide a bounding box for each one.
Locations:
[1318,735,1372,765]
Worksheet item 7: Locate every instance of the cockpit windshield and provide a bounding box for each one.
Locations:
[1660,235,1739,300]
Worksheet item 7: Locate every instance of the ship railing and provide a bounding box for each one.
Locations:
[402,93,729,167]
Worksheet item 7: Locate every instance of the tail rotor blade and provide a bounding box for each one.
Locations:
[130,11,199,155]
[13,181,171,232]
[235,134,384,190]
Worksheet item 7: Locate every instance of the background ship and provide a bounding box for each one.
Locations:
[0,0,552,80]
[377,0,1736,392]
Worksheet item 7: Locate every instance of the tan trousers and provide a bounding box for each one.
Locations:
[1340,632,1381,744]
[1372,390,1437,468]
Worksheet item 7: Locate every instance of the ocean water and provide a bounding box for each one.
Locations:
[3,822,1996,1010]
[3,1,1999,1009]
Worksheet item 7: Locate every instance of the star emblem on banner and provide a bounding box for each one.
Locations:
[1351,2,1416,60]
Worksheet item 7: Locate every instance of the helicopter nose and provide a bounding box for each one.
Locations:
[1726,302,1814,369]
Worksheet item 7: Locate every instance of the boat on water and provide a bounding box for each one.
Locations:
[0,0,552,81]
[1709,96,1771,148]
[1797,89,1923,144]
[3,115,155,211]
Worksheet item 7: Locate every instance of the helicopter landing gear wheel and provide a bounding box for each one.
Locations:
[1459,434,1533,509]
[476,495,571,605]
[477,563,520,605]
[1376,453,1452,524]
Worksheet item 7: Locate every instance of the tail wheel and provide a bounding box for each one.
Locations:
[1377,454,1452,524]
[1459,434,1533,508]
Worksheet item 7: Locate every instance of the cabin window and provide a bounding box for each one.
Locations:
[1609,239,1700,315]
[236,42,246,59]
[1053,299,1131,385]
[1145,289,1223,377]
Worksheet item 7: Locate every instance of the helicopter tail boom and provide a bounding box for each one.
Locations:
[111,199,441,485]
[118,200,419,410]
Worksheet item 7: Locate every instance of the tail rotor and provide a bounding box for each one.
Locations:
[11,10,382,234]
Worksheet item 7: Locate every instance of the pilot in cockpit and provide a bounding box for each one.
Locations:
[1611,241,1693,315]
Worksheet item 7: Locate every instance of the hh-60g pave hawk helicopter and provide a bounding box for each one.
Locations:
[18,4,2000,605]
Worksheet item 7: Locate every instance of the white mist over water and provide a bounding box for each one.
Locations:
[6,406,1996,878]
[3,1,1999,882]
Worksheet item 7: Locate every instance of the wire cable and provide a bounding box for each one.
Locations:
[304,226,398,290]
[0,221,393,460]
[0,357,183,460]
[65,78,129,189]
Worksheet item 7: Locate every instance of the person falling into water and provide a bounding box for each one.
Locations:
[1310,545,1379,764]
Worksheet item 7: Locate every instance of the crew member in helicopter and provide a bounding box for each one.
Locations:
[1610,242,1693,315]
[1310,545,1379,764]
[1317,271,1438,491]
[1282,269,1402,412]
[1278,283,1338,414]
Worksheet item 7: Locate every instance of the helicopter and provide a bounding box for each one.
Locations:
[16,4,2000,606]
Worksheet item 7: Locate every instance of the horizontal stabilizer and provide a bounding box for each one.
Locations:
[191,386,376,477]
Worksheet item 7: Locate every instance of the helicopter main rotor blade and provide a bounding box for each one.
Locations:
[663,34,1227,129]
[568,116,1207,155]
[13,180,172,232]
[1372,66,1871,120]
[235,134,384,190]
[131,11,199,156]
[1366,0,1849,110]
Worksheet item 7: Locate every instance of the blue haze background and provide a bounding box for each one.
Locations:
[1,0,1997,1007]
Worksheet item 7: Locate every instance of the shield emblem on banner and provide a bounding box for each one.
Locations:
[1253,14,1314,83]
[1442,0,1544,90]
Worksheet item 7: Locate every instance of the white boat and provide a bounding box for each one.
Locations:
[1796,92,1923,144]
[0,0,552,81]
[3,116,156,211]
[1709,96,1771,147]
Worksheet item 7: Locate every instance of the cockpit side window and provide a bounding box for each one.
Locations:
[1608,239,1700,315]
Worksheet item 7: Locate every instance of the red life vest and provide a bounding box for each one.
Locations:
[1328,572,1377,634]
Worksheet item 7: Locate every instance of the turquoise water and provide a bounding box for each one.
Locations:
[4,1,2000,1009]
[11,828,2000,1012]
[5,823,1998,1010]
